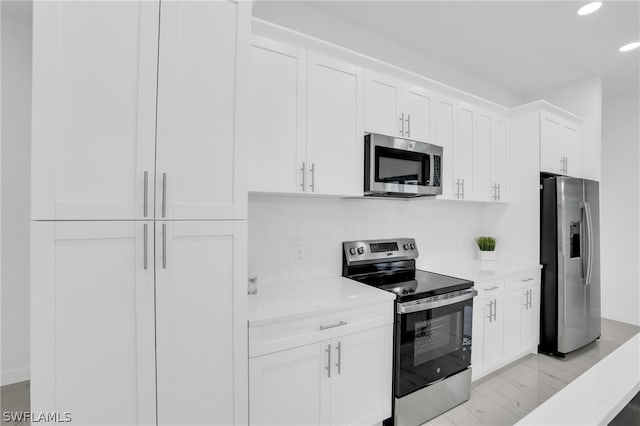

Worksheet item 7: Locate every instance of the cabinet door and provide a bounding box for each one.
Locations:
[491,116,509,202]
[435,96,456,199]
[364,70,403,137]
[156,0,248,220]
[540,113,563,174]
[482,298,504,368]
[403,84,433,142]
[248,36,306,193]
[330,326,393,426]
[31,221,156,425]
[475,110,493,201]
[249,343,328,426]
[561,123,579,177]
[503,290,523,356]
[471,297,486,373]
[520,285,541,349]
[455,103,475,200]
[306,53,363,196]
[31,1,159,220]
[155,221,247,426]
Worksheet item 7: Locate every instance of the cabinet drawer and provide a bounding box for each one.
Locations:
[475,280,507,298]
[249,301,394,358]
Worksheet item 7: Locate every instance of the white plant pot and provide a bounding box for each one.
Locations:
[478,250,497,261]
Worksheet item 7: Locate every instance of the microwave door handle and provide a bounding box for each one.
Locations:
[429,154,435,187]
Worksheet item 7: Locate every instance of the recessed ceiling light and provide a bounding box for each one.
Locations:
[577,2,602,16]
[619,42,640,52]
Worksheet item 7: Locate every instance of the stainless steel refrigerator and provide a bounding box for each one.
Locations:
[539,176,601,357]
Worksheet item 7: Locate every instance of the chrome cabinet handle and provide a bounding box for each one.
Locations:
[521,277,534,282]
[325,344,331,378]
[143,223,148,270]
[309,163,316,192]
[300,162,306,191]
[406,114,411,138]
[162,172,167,218]
[319,320,347,331]
[487,300,494,323]
[162,223,167,269]
[455,179,460,199]
[336,341,342,374]
[461,179,465,200]
[529,289,533,309]
[492,300,497,321]
[399,112,405,136]
[143,171,149,217]
[498,183,501,201]
[484,285,500,291]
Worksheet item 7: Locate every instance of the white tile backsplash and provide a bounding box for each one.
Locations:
[249,194,487,285]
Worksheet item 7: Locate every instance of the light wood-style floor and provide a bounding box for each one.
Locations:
[425,318,640,426]
[1,319,638,426]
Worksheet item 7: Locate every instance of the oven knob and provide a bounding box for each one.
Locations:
[357,247,365,255]
[349,247,356,255]
[403,244,410,250]
[410,243,415,250]
[402,290,409,295]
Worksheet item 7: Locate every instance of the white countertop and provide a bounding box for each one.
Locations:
[418,259,542,282]
[248,276,396,327]
[516,333,640,425]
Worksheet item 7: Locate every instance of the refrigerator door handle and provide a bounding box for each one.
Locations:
[584,201,594,286]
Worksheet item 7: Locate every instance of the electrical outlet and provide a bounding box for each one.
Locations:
[294,246,305,264]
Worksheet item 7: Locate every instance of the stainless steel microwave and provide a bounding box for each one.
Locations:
[364,133,443,197]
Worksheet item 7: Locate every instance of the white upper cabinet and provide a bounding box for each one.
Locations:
[306,53,363,196]
[155,221,246,426]
[475,109,509,202]
[491,116,509,202]
[435,96,456,199]
[32,0,247,220]
[31,221,157,425]
[156,0,248,220]
[31,1,159,220]
[364,71,403,138]
[364,71,434,143]
[540,111,580,177]
[248,37,363,197]
[454,102,475,200]
[248,37,305,193]
[403,84,434,143]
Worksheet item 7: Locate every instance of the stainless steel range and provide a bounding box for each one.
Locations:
[342,238,477,426]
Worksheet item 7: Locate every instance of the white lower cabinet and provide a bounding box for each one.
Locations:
[31,220,247,425]
[249,313,393,426]
[472,270,541,381]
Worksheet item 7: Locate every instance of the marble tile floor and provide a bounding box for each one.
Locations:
[424,318,640,426]
[0,319,637,426]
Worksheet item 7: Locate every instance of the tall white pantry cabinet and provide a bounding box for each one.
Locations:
[30,1,250,425]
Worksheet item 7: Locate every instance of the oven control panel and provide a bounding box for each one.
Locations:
[343,238,419,265]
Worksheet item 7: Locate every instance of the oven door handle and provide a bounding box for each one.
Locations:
[397,289,478,314]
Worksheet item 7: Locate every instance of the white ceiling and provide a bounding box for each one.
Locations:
[260,0,640,99]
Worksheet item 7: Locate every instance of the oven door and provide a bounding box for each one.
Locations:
[365,134,442,196]
[395,291,475,397]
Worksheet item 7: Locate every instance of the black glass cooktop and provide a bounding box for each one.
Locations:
[351,269,473,301]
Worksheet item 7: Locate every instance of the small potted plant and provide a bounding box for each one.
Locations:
[475,236,497,261]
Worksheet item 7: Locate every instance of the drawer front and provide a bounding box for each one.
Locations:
[475,280,507,299]
[249,301,394,358]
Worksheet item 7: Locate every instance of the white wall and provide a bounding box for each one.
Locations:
[249,196,486,285]
[527,76,603,181]
[252,1,524,107]
[1,0,32,385]
[600,92,640,326]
